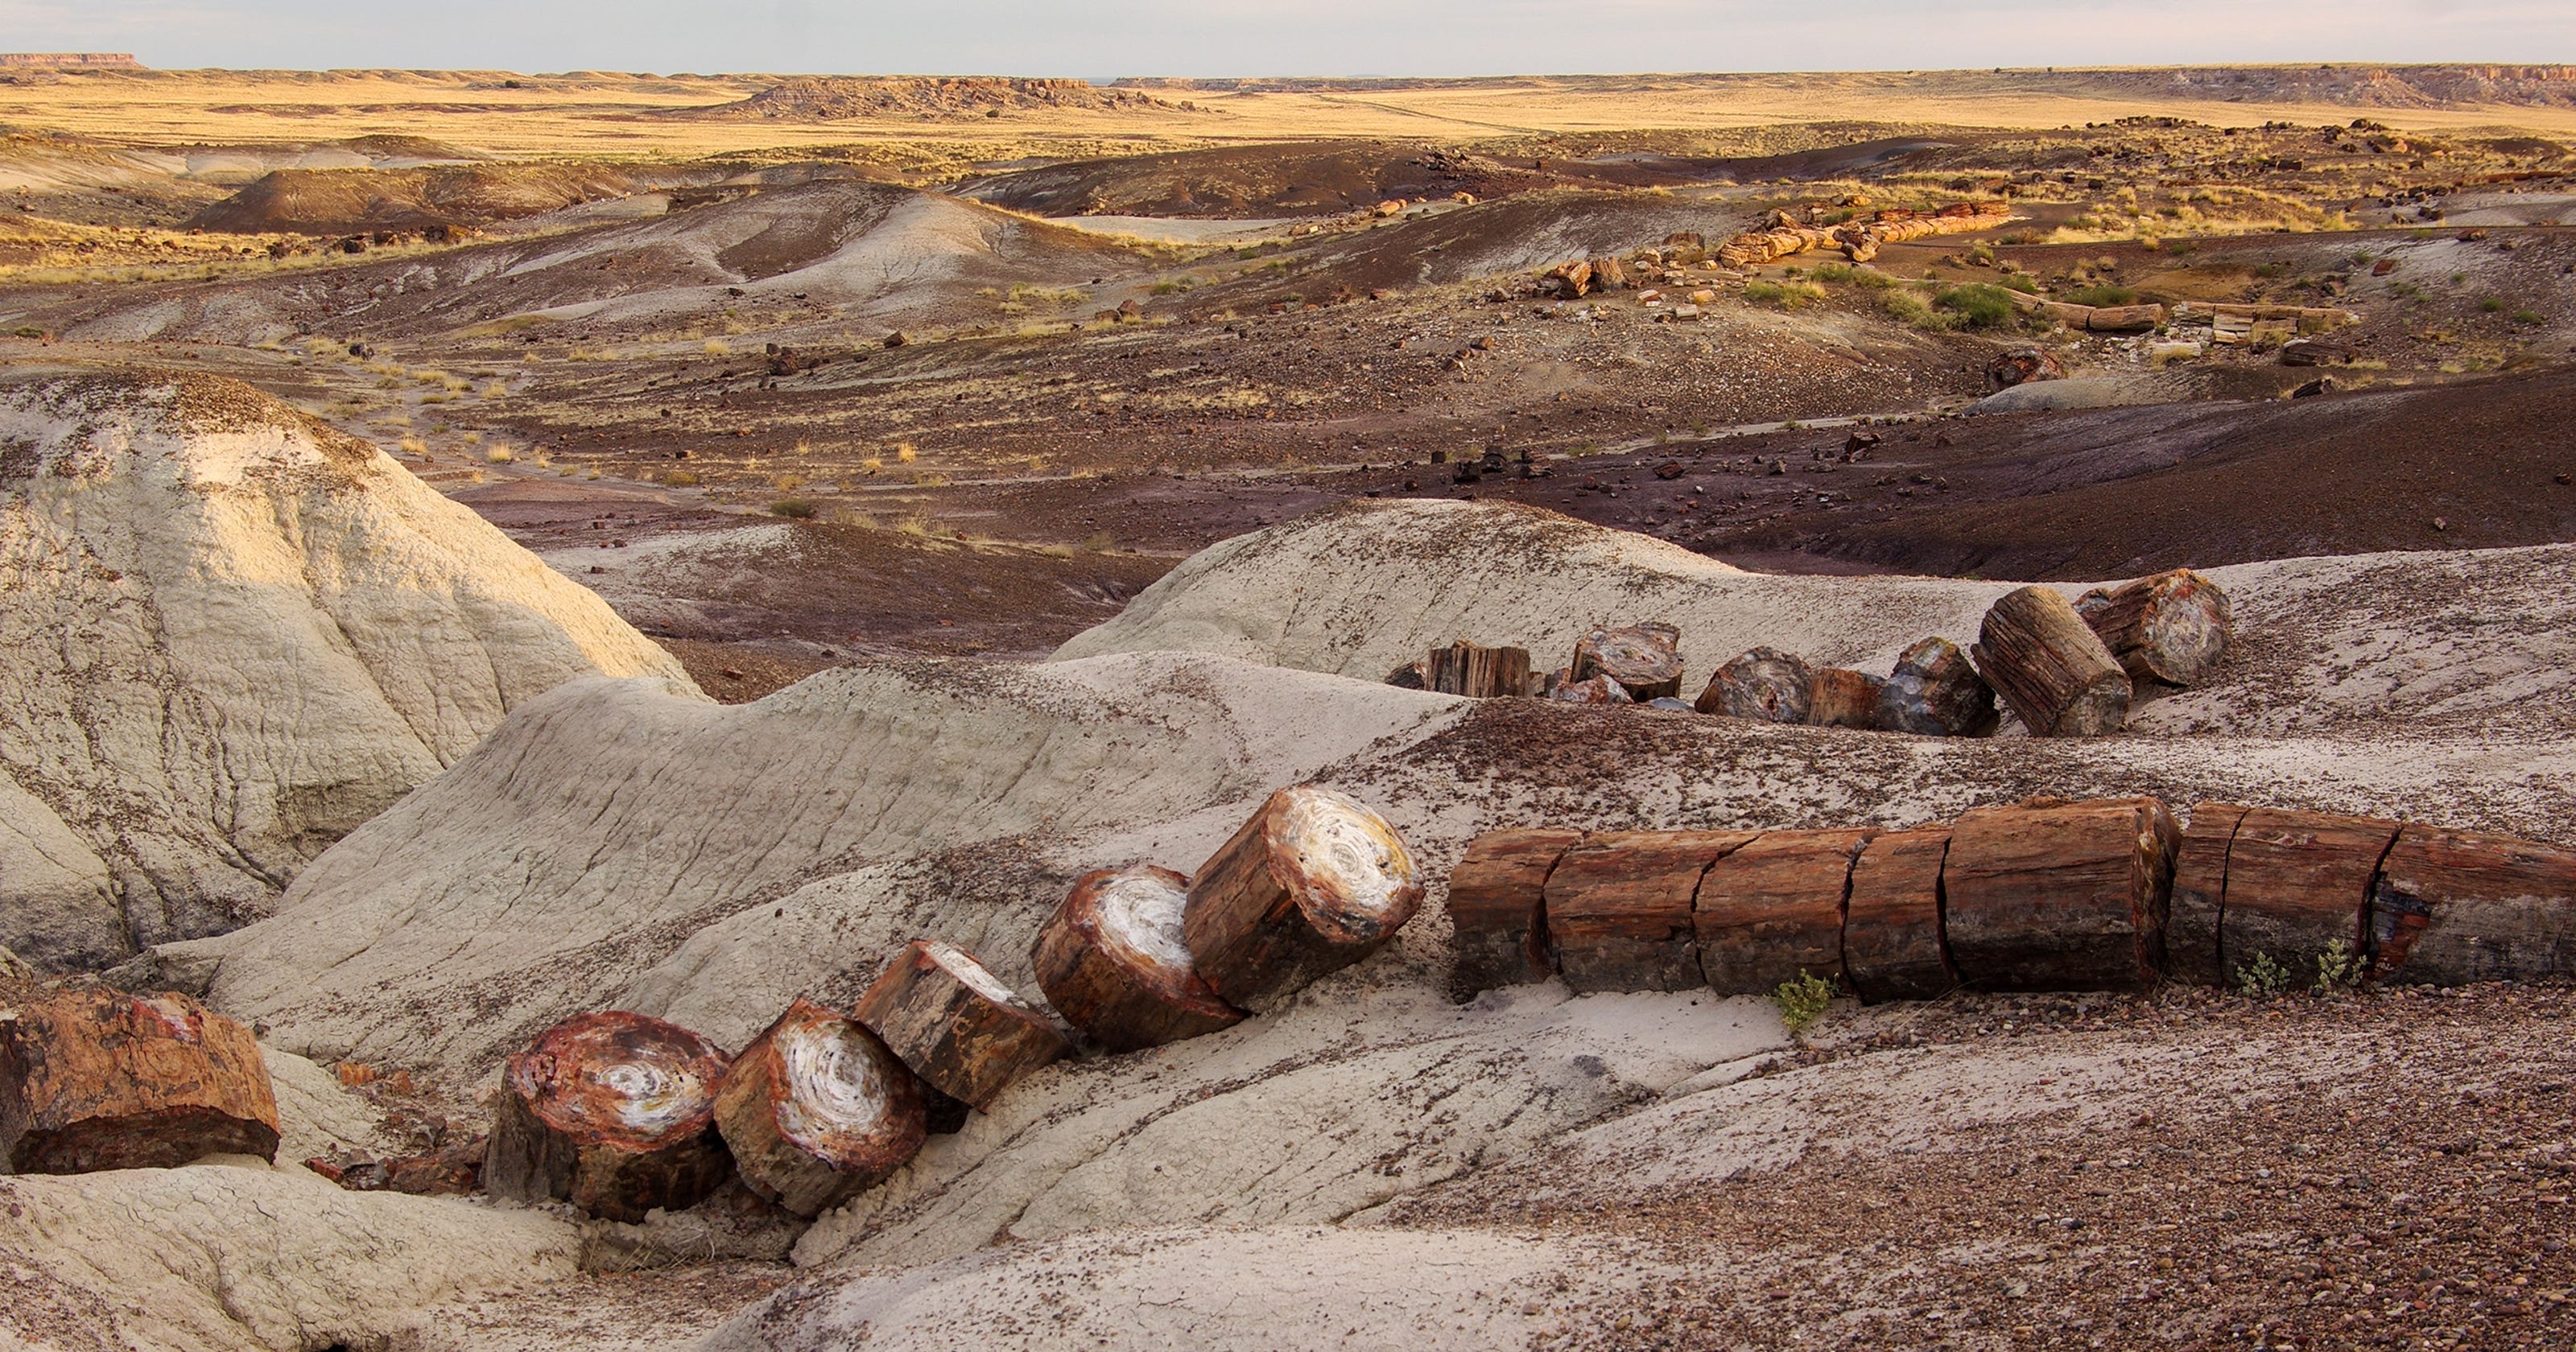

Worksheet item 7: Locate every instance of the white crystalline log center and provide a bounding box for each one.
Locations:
[776,1018,891,1147]
[1282,787,1417,929]
[595,1058,707,1135]
[1091,869,1196,975]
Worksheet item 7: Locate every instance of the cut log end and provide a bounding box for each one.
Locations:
[716,1000,925,1217]
[0,989,280,1175]
[2077,568,2232,688]
[856,941,1069,1111]
[1698,646,1813,723]
[1036,865,1244,1052]
[1573,623,1685,702]
[1184,785,1426,1012]
[486,1011,731,1223]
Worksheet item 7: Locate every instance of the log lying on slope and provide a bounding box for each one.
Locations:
[1694,829,1876,995]
[2165,802,2252,987]
[1873,637,1998,736]
[2369,826,2576,985]
[1446,827,1583,994]
[1543,831,1757,991]
[1424,641,1534,699]
[1943,798,2179,992]
[1842,826,1959,1003]
[1971,586,2132,736]
[1035,865,1245,1052]
[1183,785,1425,1013]
[1697,647,1812,723]
[714,1000,925,1217]
[1806,668,1886,730]
[2222,808,2401,983]
[0,989,279,1174]
[485,1011,732,1223]
[2077,568,2231,687]
[856,941,1069,1111]
[1572,623,1684,701]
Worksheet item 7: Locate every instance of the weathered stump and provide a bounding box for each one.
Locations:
[1694,829,1875,995]
[1806,668,1887,730]
[1447,827,1584,995]
[2076,569,2232,687]
[1971,586,2132,736]
[713,1000,926,1217]
[1842,826,1959,1003]
[485,1012,732,1223]
[1425,641,1534,699]
[2369,826,2576,985]
[1943,798,2179,991]
[1697,647,1813,723]
[0,989,279,1175]
[1034,865,1245,1052]
[854,941,1068,1111]
[1572,623,1684,701]
[1543,831,1758,991]
[1872,637,1998,736]
[2222,808,2401,985]
[1183,785,1424,1012]
[2165,802,2251,987]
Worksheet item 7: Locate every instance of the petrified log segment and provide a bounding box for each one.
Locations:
[1035,865,1245,1051]
[1943,798,2179,991]
[2076,569,2232,687]
[307,1134,486,1196]
[0,989,280,1174]
[2165,802,2252,987]
[1183,785,1425,1013]
[1572,623,1684,701]
[2369,826,2576,985]
[1873,637,1998,736]
[855,941,1069,1110]
[1842,827,1959,1003]
[1424,641,1534,699]
[1806,668,1886,729]
[1447,828,1583,994]
[1544,831,1758,992]
[485,1012,731,1222]
[1970,586,2132,736]
[1694,829,1875,995]
[1546,674,1633,704]
[1697,647,1813,723]
[713,1000,926,1217]
[2221,808,2401,983]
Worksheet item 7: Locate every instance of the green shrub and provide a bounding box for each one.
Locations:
[1745,279,1827,309]
[1772,971,1836,1035]
[2512,310,2545,325]
[664,469,701,488]
[1936,283,2019,329]
[2314,939,2363,995]
[770,497,817,519]
[2067,283,2137,307]
[1880,287,1950,328]
[2235,950,2291,997]
[1997,273,2041,295]
[2481,298,2505,313]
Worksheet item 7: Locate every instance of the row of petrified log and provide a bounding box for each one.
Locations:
[1713,202,2016,270]
[1451,798,2576,1002]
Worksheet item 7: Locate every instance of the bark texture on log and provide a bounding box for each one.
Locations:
[714,1000,926,1217]
[1183,785,1423,1013]
[0,989,279,1175]
[1873,637,1999,736]
[1697,647,1813,723]
[1693,829,1875,995]
[1842,826,1959,1003]
[1543,831,1758,992]
[2165,802,2251,987]
[1971,586,2132,736]
[2221,808,2400,985]
[1806,668,1887,729]
[1447,827,1583,995]
[854,941,1068,1110]
[1426,641,1534,699]
[1943,798,2179,991]
[2369,826,2576,985]
[1035,865,1245,1052]
[1572,623,1684,701]
[485,1012,731,1223]
[2075,568,2232,687]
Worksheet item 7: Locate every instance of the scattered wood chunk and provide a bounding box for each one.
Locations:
[1035,865,1245,1052]
[1543,831,1759,991]
[1384,661,1427,690]
[1572,623,1684,701]
[855,941,1068,1110]
[1546,674,1633,703]
[2369,825,2576,985]
[715,1000,926,1217]
[1447,827,1584,995]
[485,1011,731,1223]
[1694,829,1876,995]
[1183,785,1425,1012]
[2222,808,2401,985]
[1425,641,1534,699]
[1697,646,1813,723]
[1943,797,2178,991]
[1841,826,1958,1002]
[1873,637,1998,736]
[2075,568,2232,687]
[0,988,280,1174]
[2165,802,2252,987]
[307,1134,485,1197]
[1806,668,1886,729]
[1971,586,2132,736]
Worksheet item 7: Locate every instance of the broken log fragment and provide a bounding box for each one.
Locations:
[2221,808,2401,985]
[1543,831,1758,991]
[2368,825,2576,985]
[1697,646,1813,723]
[1447,827,1583,994]
[1035,865,1245,1052]
[714,1000,926,1217]
[1806,668,1886,729]
[2074,568,2232,687]
[1942,797,2179,991]
[1425,641,1534,699]
[1546,674,1633,703]
[1571,623,1684,701]
[1183,786,1423,1013]
[1841,827,1959,1003]
[485,1011,732,1223]
[854,941,1068,1111]
[307,1134,486,1197]
[1872,637,1998,736]
[1971,586,2132,736]
[1384,661,1427,690]
[2165,802,2252,987]
[0,989,280,1175]
[1694,828,1875,995]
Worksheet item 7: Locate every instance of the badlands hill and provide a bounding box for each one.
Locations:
[0,369,691,970]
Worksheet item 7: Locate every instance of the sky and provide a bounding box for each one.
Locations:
[3,0,2570,77]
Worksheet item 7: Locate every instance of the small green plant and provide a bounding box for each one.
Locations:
[664,469,701,488]
[1997,273,2041,295]
[1935,283,2019,329]
[2235,950,2291,997]
[2066,283,2137,307]
[1744,279,1826,309]
[1772,971,1835,1035]
[2314,939,2363,995]
[769,497,816,519]
[2480,298,2504,314]
[2511,310,2545,325]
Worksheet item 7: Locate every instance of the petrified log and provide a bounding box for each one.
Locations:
[1425,641,1534,700]
[2368,826,2576,985]
[1034,864,1245,1051]
[1384,661,1426,690]
[307,1134,486,1197]
[2165,802,2251,987]
[1546,674,1633,703]
[1697,646,1813,723]
[713,1000,926,1217]
[1694,828,1875,995]
[1544,830,1758,991]
[1987,347,2066,391]
[1572,623,1683,701]
[1943,797,2179,991]
[1873,637,1998,736]
[1806,668,1886,729]
[485,1012,732,1223]
[2220,808,2401,983]
[2086,304,2165,332]
[1971,586,2132,736]
[2074,568,2232,687]
[1841,826,1958,1002]
[855,941,1068,1110]
[1183,785,1424,1012]
[1447,827,1584,994]
[0,989,279,1175]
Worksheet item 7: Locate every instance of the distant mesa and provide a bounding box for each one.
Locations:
[0,53,142,68]
[672,76,1207,122]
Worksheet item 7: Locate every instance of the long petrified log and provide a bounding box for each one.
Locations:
[1873,637,1998,736]
[713,1000,926,1217]
[1572,623,1684,701]
[2369,826,2576,985]
[2075,568,2232,687]
[2222,808,2401,983]
[1035,865,1245,1051]
[2165,802,2251,987]
[855,941,1069,1110]
[485,1012,732,1222]
[1842,826,1959,1002]
[1424,641,1534,699]
[0,989,280,1174]
[1543,830,1757,991]
[1183,785,1423,1013]
[1716,202,2013,268]
[1971,586,2132,736]
[1447,827,1583,994]
[1943,798,2179,991]
[1697,647,1812,722]
[1806,668,1886,729]
[1694,829,1876,995]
